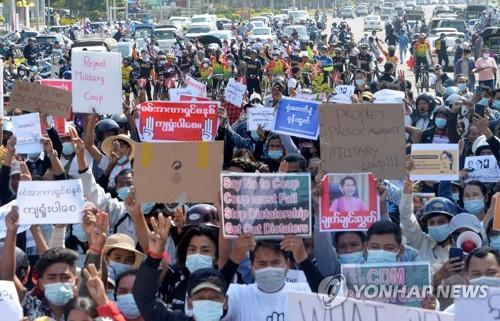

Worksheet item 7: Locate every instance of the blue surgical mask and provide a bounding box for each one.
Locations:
[490,236,500,250]
[355,79,365,86]
[365,250,398,263]
[338,251,365,264]
[251,130,260,142]
[116,186,131,201]
[479,98,489,106]
[493,100,500,110]
[43,282,74,306]
[185,254,214,273]
[427,224,450,243]
[72,224,88,243]
[141,202,156,214]
[457,83,467,92]
[117,293,141,319]
[254,267,286,292]
[469,276,500,287]
[62,142,74,156]
[464,199,485,215]
[117,155,129,164]
[192,300,224,321]
[107,289,115,301]
[268,150,283,160]
[109,261,133,278]
[452,193,460,202]
[434,117,447,129]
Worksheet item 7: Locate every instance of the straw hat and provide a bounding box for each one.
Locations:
[102,234,145,268]
[101,134,136,160]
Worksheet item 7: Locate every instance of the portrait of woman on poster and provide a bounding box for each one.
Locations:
[440,151,454,173]
[329,176,369,212]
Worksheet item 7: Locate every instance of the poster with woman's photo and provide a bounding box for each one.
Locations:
[410,144,459,181]
[319,173,379,232]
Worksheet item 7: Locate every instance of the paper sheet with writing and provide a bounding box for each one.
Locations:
[246,107,275,131]
[373,89,405,103]
[12,112,43,154]
[330,85,355,103]
[185,75,207,97]
[410,144,459,181]
[0,280,23,321]
[456,287,500,321]
[464,155,500,182]
[0,200,30,239]
[224,78,246,107]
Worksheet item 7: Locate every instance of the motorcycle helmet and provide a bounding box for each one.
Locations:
[420,197,457,223]
[95,118,120,142]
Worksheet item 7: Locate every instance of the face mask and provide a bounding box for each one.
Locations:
[185,254,213,273]
[44,282,74,306]
[107,289,115,301]
[203,63,209,68]
[72,224,88,243]
[479,98,489,106]
[434,118,447,129]
[457,83,467,92]
[28,152,41,161]
[427,224,450,243]
[365,250,398,263]
[62,142,74,156]
[141,202,156,214]
[250,130,260,142]
[117,155,129,164]
[268,150,283,160]
[452,193,460,202]
[338,251,365,264]
[355,79,365,86]
[464,199,485,215]
[116,186,131,201]
[490,236,500,250]
[117,293,141,319]
[254,267,286,292]
[483,53,489,59]
[109,261,133,278]
[192,300,224,321]
[469,276,500,287]
[494,100,500,110]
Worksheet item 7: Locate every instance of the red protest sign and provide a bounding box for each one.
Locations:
[179,95,210,102]
[39,79,73,92]
[138,101,219,142]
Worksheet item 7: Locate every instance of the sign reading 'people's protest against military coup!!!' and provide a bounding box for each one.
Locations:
[319,103,406,179]
[221,173,312,239]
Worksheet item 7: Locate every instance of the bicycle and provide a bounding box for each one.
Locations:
[415,61,429,94]
[212,74,225,100]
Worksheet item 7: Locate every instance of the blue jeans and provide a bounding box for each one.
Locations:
[479,79,495,90]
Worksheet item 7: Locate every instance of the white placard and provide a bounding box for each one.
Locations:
[17,179,85,225]
[12,112,42,154]
[185,75,207,97]
[223,78,246,107]
[456,287,500,321]
[0,281,23,321]
[0,200,30,239]
[72,50,122,114]
[246,107,275,131]
[286,269,307,283]
[169,87,198,102]
[373,89,406,103]
[410,144,460,181]
[465,155,500,182]
[330,85,355,103]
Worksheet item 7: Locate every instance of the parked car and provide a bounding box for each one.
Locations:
[437,19,467,34]
[341,7,355,19]
[185,23,217,40]
[154,28,178,51]
[364,15,382,31]
[282,25,309,49]
[248,27,274,42]
[355,5,369,16]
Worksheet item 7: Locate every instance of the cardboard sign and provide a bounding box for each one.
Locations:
[9,80,72,117]
[330,85,355,103]
[40,79,73,91]
[493,194,500,231]
[319,103,406,179]
[0,280,23,321]
[185,75,207,97]
[179,95,210,102]
[455,287,500,321]
[274,97,320,139]
[319,173,379,232]
[12,112,43,154]
[134,141,224,203]
[410,144,459,181]
[17,179,85,225]
[373,89,405,103]
[224,78,247,107]
[341,262,431,307]
[221,173,312,239]
[72,50,122,114]
[287,291,453,321]
[246,107,275,131]
[0,200,30,239]
[464,155,500,182]
[138,101,219,142]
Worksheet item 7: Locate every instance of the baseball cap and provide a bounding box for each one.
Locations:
[187,268,228,297]
[449,213,483,235]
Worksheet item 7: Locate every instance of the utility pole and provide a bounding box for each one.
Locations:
[10,0,16,31]
[35,0,40,30]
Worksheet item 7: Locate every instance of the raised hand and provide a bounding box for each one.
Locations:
[89,211,109,252]
[82,263,108,305]
[6,136,16,154]
[81,205,97,238]
[5,206,19,233]
[201,118,214,141]
[124,187,141,218]
[280,235,308,264]
[149,213,172,256]
[230,234,256,264]
[69,127,85,156]
[41,137,54,154]
[19,161,32,181]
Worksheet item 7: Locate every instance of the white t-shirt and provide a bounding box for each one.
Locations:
[99,155,132,189]
[60,149,94,178]
[287,78,301,96]
[223,282,311,321]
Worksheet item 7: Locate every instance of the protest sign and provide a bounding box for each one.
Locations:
[319,173,379,232]
[320,103,406,179]
[138,101,219,142]
[185,75,207,97]
[40,79,73,91]
[455,287,500,321]
[170,88,199,101]
[373,89,406,103]
[221,173,312,239]
[341,262,431,307]
[9,80,72,117]
[464,155,500,182]
[17,179,85,225]
[12,112,43,154]
[330,85,355,103]
[287,291,453,321]
[273,97,319,139]
[286,270,307,283]
[0,200,30,239]
[0,60,3,116]
[246,107,275,131]
[493,194,500,231]
[179,95,210,102]
[410,144,459,181]
[134,141,224,203]
[223,78,247,107]
[72,50,122,114]
[0,280,23,321]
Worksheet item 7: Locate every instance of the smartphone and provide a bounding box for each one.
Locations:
[475,104,486,117]
[449,247,464,260]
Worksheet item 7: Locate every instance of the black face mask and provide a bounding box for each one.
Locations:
[300,147,313,160]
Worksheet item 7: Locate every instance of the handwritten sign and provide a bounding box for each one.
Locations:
[40,79,73,91]
[320,173,379,232]
[138,101,219,142]
[221,173,312,239]
[273,97,319,139]
[373,89,405,103]
[330,85,355,103]
[410,144,459,181]
[72,50,122,114]
[17,179,85,225]
[464,155,500,182]
[0,200,30,239]
[456,287,500,321]
[493,194,500,231]
[0,281,23,321]
[9,81,72,117]
[224,78,247,107]
[12,112,43,154]
[185,75,207,97]
[319,103,405,179]
[179,95,210,102]
[341,262,431,307]
[246,107,275,131]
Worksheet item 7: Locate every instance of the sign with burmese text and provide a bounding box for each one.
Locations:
[274,97,320,139]
[221,173,312,239]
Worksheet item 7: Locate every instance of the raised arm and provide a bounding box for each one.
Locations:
[84,113,103,164]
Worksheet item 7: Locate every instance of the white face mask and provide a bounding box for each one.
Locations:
[469,276,500,287]
[483,53,489,59]
[254,267,286,292]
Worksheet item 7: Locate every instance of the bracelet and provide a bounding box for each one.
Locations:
[148,250,164,259]
[89,246,103,254]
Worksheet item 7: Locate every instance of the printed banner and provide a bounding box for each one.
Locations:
[179,95,210,102]
[464,155,500,182]
[373,89,405,103]
[185,75,207,97]
[319,173,379,232]
[0,281,23,321]
[138,101,219,142]
[40,79,73,91]
[17,179,85,225]
[12,112,43,154]
[0,200,30,239]
[72,51,122,114]
[330,85,355,103]
[273,97,320,139]
[341,262,431,307]
[224,78,247,107]
[246,107,275,131]
[221,173,312,239]
[410,144,459,181]
[319,103,406,179]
